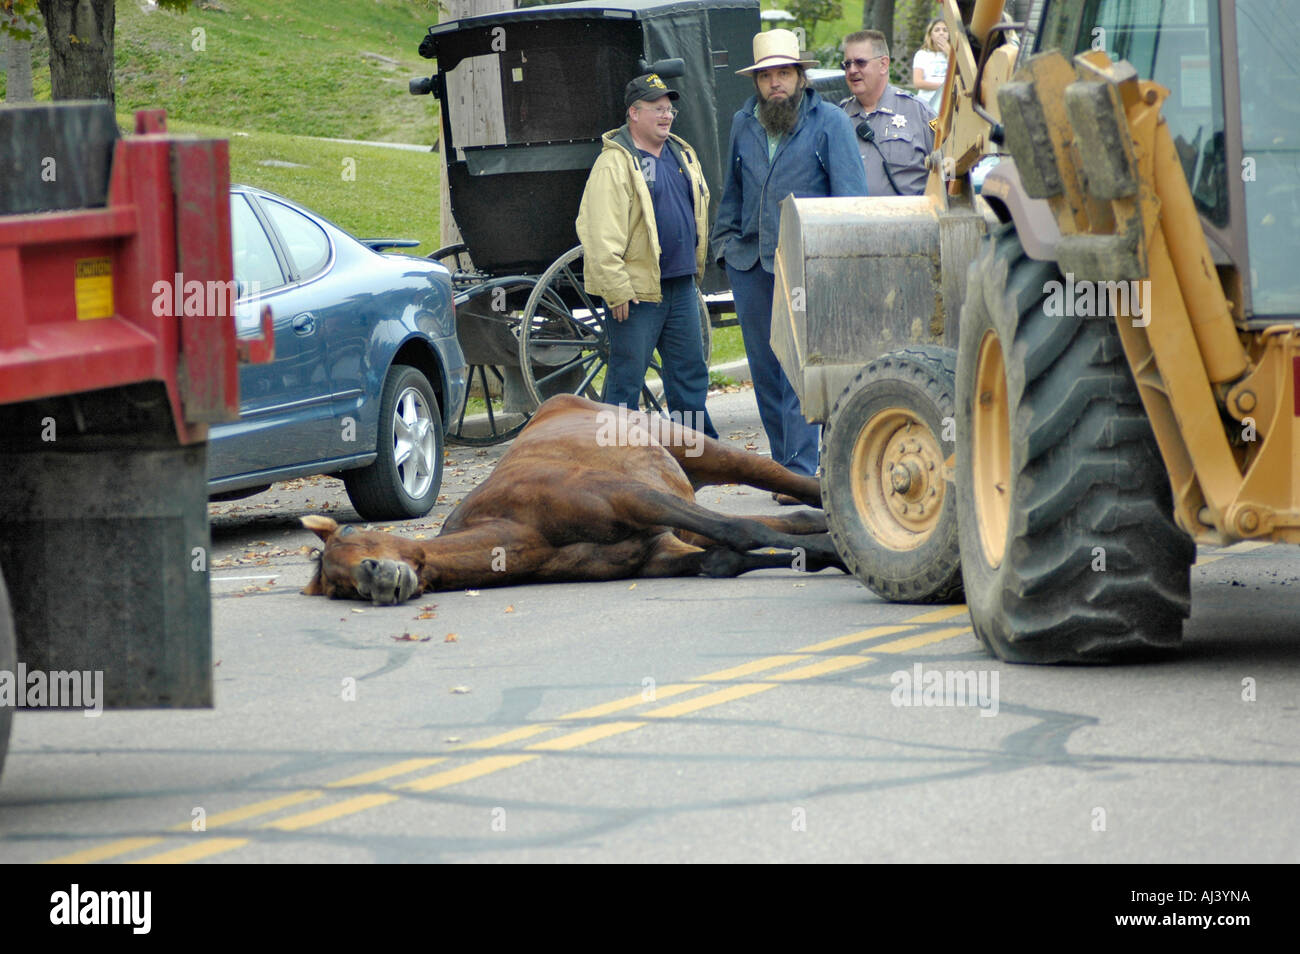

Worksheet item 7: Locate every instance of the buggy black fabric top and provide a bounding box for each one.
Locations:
[429,0,757,35]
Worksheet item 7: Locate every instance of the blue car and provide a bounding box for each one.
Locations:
[209,185,467,521]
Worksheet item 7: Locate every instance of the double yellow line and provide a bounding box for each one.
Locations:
[44,606,971,864]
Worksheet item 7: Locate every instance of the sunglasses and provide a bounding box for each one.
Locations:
[841,55,887,70]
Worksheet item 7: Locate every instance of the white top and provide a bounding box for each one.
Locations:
[912,48,948,112]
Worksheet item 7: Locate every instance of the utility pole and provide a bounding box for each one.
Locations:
[439,0,514,251]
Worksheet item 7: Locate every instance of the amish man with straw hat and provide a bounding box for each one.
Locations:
[711,29,867,488]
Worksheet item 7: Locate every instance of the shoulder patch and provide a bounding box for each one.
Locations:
[929,117,938,133]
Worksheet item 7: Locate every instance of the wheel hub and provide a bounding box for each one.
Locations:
[393,387,436,499]
[850,409,946,549]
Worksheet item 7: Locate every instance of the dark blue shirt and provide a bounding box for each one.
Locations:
[637,145,696,280]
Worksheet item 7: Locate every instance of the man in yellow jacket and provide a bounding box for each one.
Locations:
[576,73,717,439]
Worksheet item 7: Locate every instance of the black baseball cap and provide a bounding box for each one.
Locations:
[625,73,680,109]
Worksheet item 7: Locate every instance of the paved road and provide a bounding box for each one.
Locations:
[1,388,1298,863]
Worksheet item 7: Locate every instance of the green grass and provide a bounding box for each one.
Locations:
[709,325,746,365]
[114,0,440,142]
[5,0,443,143]
[164,118,442,254]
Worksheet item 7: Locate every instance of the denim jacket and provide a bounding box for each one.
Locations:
[710,87,869,273]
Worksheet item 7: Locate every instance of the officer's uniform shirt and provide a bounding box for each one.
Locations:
[839,86,936,196]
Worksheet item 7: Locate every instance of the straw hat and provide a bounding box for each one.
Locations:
[736,29,818,74]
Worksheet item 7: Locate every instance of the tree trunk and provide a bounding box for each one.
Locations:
[37,0,116,103]
[877,1,895,48]
[3,12,36,102]
[863,0,896,42]
[900,0,932,67]
[3,41,29,102]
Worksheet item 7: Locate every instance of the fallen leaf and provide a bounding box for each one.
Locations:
[351,608,365,614]
[444,736,462,743]
[444,633,459,642]
[415,610,436,619]
[628,582,637,590]
[466,589,481,597]
[504,605,515,613]
[393,632,431,642]
[450,685,471,694]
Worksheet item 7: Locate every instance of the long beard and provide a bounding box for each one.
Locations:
[757,87,802,136]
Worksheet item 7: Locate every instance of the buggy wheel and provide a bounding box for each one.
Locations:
[955,226,1194,663]
[698,289,713,368]
[820,347,963,604]
[447,364,530,446]
[519,245,609,406]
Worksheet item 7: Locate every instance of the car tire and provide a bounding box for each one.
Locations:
[344,365,444,521]
[820,347,963,604]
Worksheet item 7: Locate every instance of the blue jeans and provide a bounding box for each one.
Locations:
[726,262,819,475]
[602,275,718,438]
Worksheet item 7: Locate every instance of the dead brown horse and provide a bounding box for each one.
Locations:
[302,394,846,604]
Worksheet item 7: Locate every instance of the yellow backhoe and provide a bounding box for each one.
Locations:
[772,0,1298,661]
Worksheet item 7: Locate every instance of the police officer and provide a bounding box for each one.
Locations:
[838,30,936,196]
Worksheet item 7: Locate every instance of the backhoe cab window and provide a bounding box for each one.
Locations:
[1076,0,1298,317]
[1235,0,1299,317]
[1080,0,1225,224]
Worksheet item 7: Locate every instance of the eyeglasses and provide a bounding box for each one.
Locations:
[636,105,678,118]
[841,55,887,71]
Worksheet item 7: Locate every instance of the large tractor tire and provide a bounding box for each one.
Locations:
[955,225,1195,663]
[820,347,963,603]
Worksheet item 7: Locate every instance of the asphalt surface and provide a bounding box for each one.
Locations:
[1,386,1298,864]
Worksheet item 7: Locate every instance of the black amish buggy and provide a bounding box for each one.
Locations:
[410,0,762,444]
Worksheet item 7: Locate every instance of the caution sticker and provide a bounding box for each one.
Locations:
[74,257,114,321]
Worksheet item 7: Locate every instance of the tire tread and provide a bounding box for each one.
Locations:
[957,225,1194,662]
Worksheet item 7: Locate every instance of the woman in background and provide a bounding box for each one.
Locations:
[912,18,949,113]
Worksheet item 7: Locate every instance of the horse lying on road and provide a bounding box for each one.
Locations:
[302,394,846,604]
